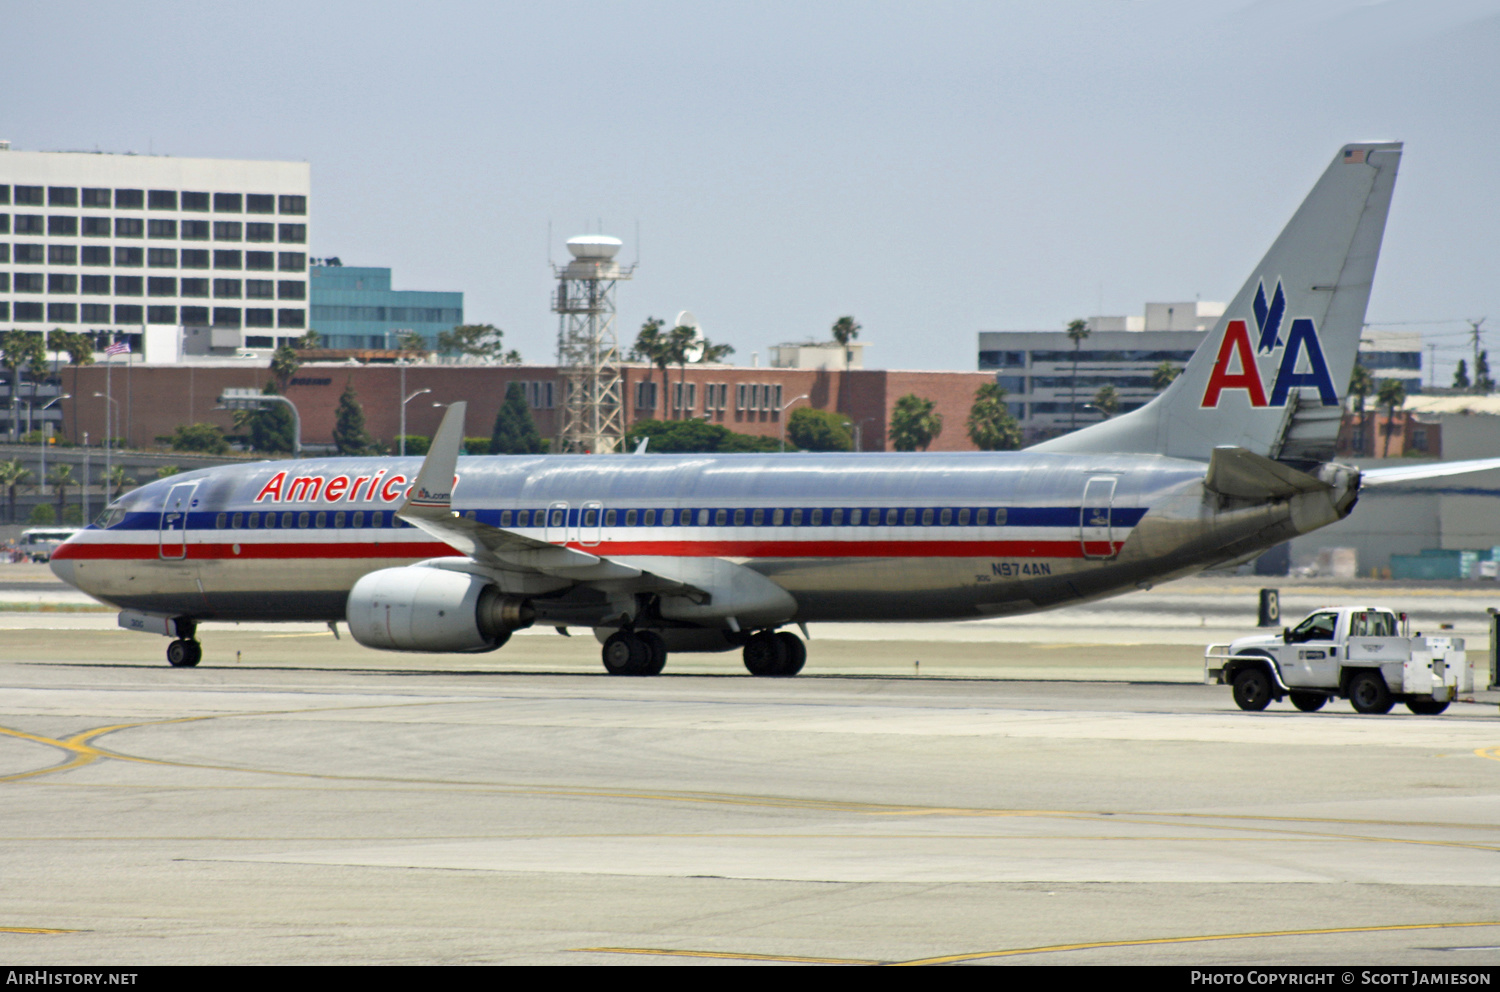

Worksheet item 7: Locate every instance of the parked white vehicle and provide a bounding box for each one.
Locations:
[1205,606,1474,715]
[16,527,84,563]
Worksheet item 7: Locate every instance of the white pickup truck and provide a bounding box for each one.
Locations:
[1205,605,1474,715]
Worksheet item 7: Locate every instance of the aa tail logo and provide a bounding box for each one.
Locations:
[1202,279,1338,409]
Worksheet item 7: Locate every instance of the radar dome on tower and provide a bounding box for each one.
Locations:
[566,235,623,260]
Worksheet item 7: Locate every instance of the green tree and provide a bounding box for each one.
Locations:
[29,503,55,525]
[1476,350,1494,394]
[787,407,853,451]
[889,394,943,452]
[966,383,1022,451]
[491,382,545,454]
[436,324,506,362]
[296,329,322,350]
[1348,363,1373,455]
[332,380,378,456]
[831,316,861,369]
[1150,360,1181,392]
[623,419,784,454]
[47,464,74,521]
[269,343,302,393]
[171,423,231,455]
[245,382,294,454]
[0,458,30,524]
[1091,383,1120,417]
[1066,318,1090,430]
[396,436,430,457]
[1377,378,1407,458]
[156,465,181,479]
[1453,358,1470,391]
[396,331,428,357]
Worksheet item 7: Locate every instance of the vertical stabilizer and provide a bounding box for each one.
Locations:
[1032,142,1401,463]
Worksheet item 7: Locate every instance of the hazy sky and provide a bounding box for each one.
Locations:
[8,0,1499,380]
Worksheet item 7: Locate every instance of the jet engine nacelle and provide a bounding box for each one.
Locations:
[346,565,534,653]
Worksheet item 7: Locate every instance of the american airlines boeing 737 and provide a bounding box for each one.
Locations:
[49,142,1500,675]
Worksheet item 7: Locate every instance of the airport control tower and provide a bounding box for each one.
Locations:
[553,235,635,454]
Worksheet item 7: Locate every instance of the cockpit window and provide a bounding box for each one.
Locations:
[96,503,129,529]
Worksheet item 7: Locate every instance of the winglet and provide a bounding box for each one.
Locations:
[399,401,465,519]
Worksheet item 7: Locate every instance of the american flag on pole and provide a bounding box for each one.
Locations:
[104,342,130,356]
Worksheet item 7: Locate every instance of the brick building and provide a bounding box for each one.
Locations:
[60,361,999,454]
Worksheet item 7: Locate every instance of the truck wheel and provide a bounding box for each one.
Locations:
[1405,698,1449,716]
[1232,667,1273,711]
[1289,691,1326,713]
[1348,671,1394,715]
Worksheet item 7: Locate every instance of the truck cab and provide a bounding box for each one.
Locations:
[1206,606,1472,716]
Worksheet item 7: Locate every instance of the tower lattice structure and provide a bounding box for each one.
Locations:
[553,236,634,454]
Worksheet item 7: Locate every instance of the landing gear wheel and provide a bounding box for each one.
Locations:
[742,631,786,676]
[602,631,651,675]
[1348,671,1394,714]
[774,631,806,676]
[1406,697,1450,715]
[1289,691,1327,712]
[637,631,668,676]
[166,639,202,668]
[1231,667,1273,711]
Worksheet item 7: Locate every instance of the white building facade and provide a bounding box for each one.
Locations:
[0,147,310,361]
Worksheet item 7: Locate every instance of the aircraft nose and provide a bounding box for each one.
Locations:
[48,556,77,588]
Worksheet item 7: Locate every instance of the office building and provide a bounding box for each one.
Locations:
[0,145,310,358]
[308,263,463,351]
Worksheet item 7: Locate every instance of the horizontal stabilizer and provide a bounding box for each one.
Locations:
[1204,445,1331,499]
[1360,457,1500,486]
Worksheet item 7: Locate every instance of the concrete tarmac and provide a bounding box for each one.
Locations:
[1,572,1499,965]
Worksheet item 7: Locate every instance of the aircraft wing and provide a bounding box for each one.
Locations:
[395,402,699,591]
[1359,457,1500,486]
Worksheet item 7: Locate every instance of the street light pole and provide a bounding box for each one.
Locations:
[400,388,431,456]
[779,394,809,452]
[93,392,120,503]
[38,394,70,497]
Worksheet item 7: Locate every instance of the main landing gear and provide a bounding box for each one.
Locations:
[601,630,667,676]
[597,628,808,677]
[742,630,806,677]
[165,619,202,668]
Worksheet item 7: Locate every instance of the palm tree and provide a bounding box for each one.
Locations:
[103,465,132,505]
[1150,360,1180,392]
[668,323,698,418]
[1091,384,1120,418]
[628,317,672,418]
[697,338,735,364]
[1348,364,1373,455]
[831,316,861,369]
[47,464,75,522]
[1066,319,1090,430]
[1376,378,1407,458]
[0,459,29,524]
[58,332,94,443]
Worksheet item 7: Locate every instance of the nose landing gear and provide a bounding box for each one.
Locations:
[165,618,202,668]
[166,638,202,668]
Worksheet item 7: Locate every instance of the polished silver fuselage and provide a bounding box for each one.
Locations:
[51,450,1342,629]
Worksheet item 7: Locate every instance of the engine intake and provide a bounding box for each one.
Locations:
[347,566,533,653]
